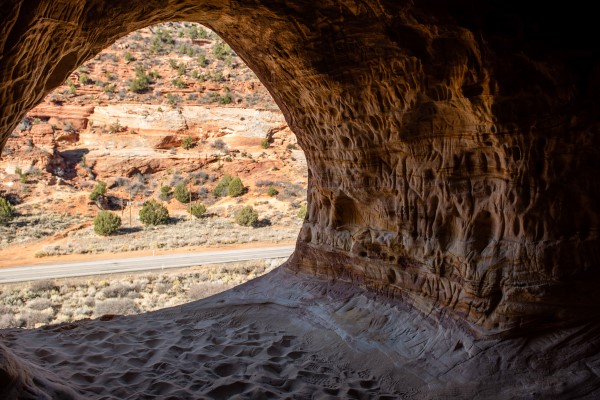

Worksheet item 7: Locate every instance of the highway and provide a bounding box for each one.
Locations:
[0,245,295,283]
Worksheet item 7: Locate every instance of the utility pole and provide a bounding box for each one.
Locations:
[189,180,192,220]
[129,189,132,226]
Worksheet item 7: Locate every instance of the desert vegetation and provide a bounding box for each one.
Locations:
[0,196,15,225]
[235,205,259,227]
[94,211,121,236]
[0,21,307,265]
[0,259,282,329]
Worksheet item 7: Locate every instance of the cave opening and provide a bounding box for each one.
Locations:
[1,2,600,398]
[0,21,308,329]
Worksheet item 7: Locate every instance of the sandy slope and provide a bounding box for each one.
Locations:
[2,266,600,399]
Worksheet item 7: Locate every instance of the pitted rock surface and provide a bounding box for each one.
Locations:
[1,1,599,339]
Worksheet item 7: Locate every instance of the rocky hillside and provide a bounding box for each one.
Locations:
[0,22,306,261]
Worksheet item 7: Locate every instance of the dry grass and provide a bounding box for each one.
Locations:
[0,212,88,249]
[0,258,283,329]
[37,216,300,257]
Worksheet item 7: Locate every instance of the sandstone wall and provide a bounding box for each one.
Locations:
[88,104,287,139]
[0,0,598,337]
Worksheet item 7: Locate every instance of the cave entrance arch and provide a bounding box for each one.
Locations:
[0,21,309,326]
[1,2,599,338]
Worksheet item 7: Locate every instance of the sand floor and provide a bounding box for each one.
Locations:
[2,266,600,399]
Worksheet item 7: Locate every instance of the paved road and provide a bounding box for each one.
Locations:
[0,245,295,283]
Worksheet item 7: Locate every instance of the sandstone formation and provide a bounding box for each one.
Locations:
[1,0,599,397]
[87,104,287,142]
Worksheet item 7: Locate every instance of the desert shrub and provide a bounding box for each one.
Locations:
[95,298,138,316]
[139,200,169,226]
[27,298,53,311]
[79,73,91,84]
[267,186,279,196]
[160,185,171,201]
[0,196,15,225]
[227,177,244,197]
[255,179,276,187]
[68,81,77,95]
[15,167,28,184]
[211,139,227,151]
[83,297,95,307]
[63,121,76,133]
[94,211,121,236]
[89,181,107,201]
[212,174,232,197]
[297,204,307,219]
[129,66,151,93]
[188,283,229,300]
[124,51,135,62]
[20,311,52,328]
[235,206,258,227]
[196,187,209,199]
[189,204,207,218]
[17,118,32,132]
[219,93,232,104]
[190,171,209,184]
[181,137,194,150]
[101,283,135,298]
[0,315,16,329]
[149,70,160,80]
[168,173,183,187]
[171,77,187,88]
[187,25,207,39]
[166,93,181,107]
[212,40,232,60]
[154,282,171,294]
[30,279,58,292]
[129,77,148,93]
[261,138,270,149]
[174,182,190,203]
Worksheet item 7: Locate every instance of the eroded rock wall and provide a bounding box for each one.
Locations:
[1,0,598,337]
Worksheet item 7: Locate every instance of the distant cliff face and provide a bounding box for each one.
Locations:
[1,1,598,336]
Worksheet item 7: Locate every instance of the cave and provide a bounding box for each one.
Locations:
[1,1,599,398]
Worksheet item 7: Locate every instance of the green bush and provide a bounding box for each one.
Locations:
[129,66,150,93]
[297,204,307,219]
[159,185,171,201]
[219,94,232,104]
[89,181,107,201]
[79,73,91,85]
[174,182,190,203]
[94,211,121,236]
[212,174,232,197]
[15,167,28,184]
[129,77,148,93]
[189,203,207,218]
[181,137,194,150]
[139,200,169,226]
[235,206,258,227]
[108,120,124,134]
[171,77,186,88]
[212,41,232,60]
[124,52,135,62]
[267,186,279,196]
[0,197,15,225]
[227,177,244,197]
[166,93,181,107]
[261,138,270,149]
